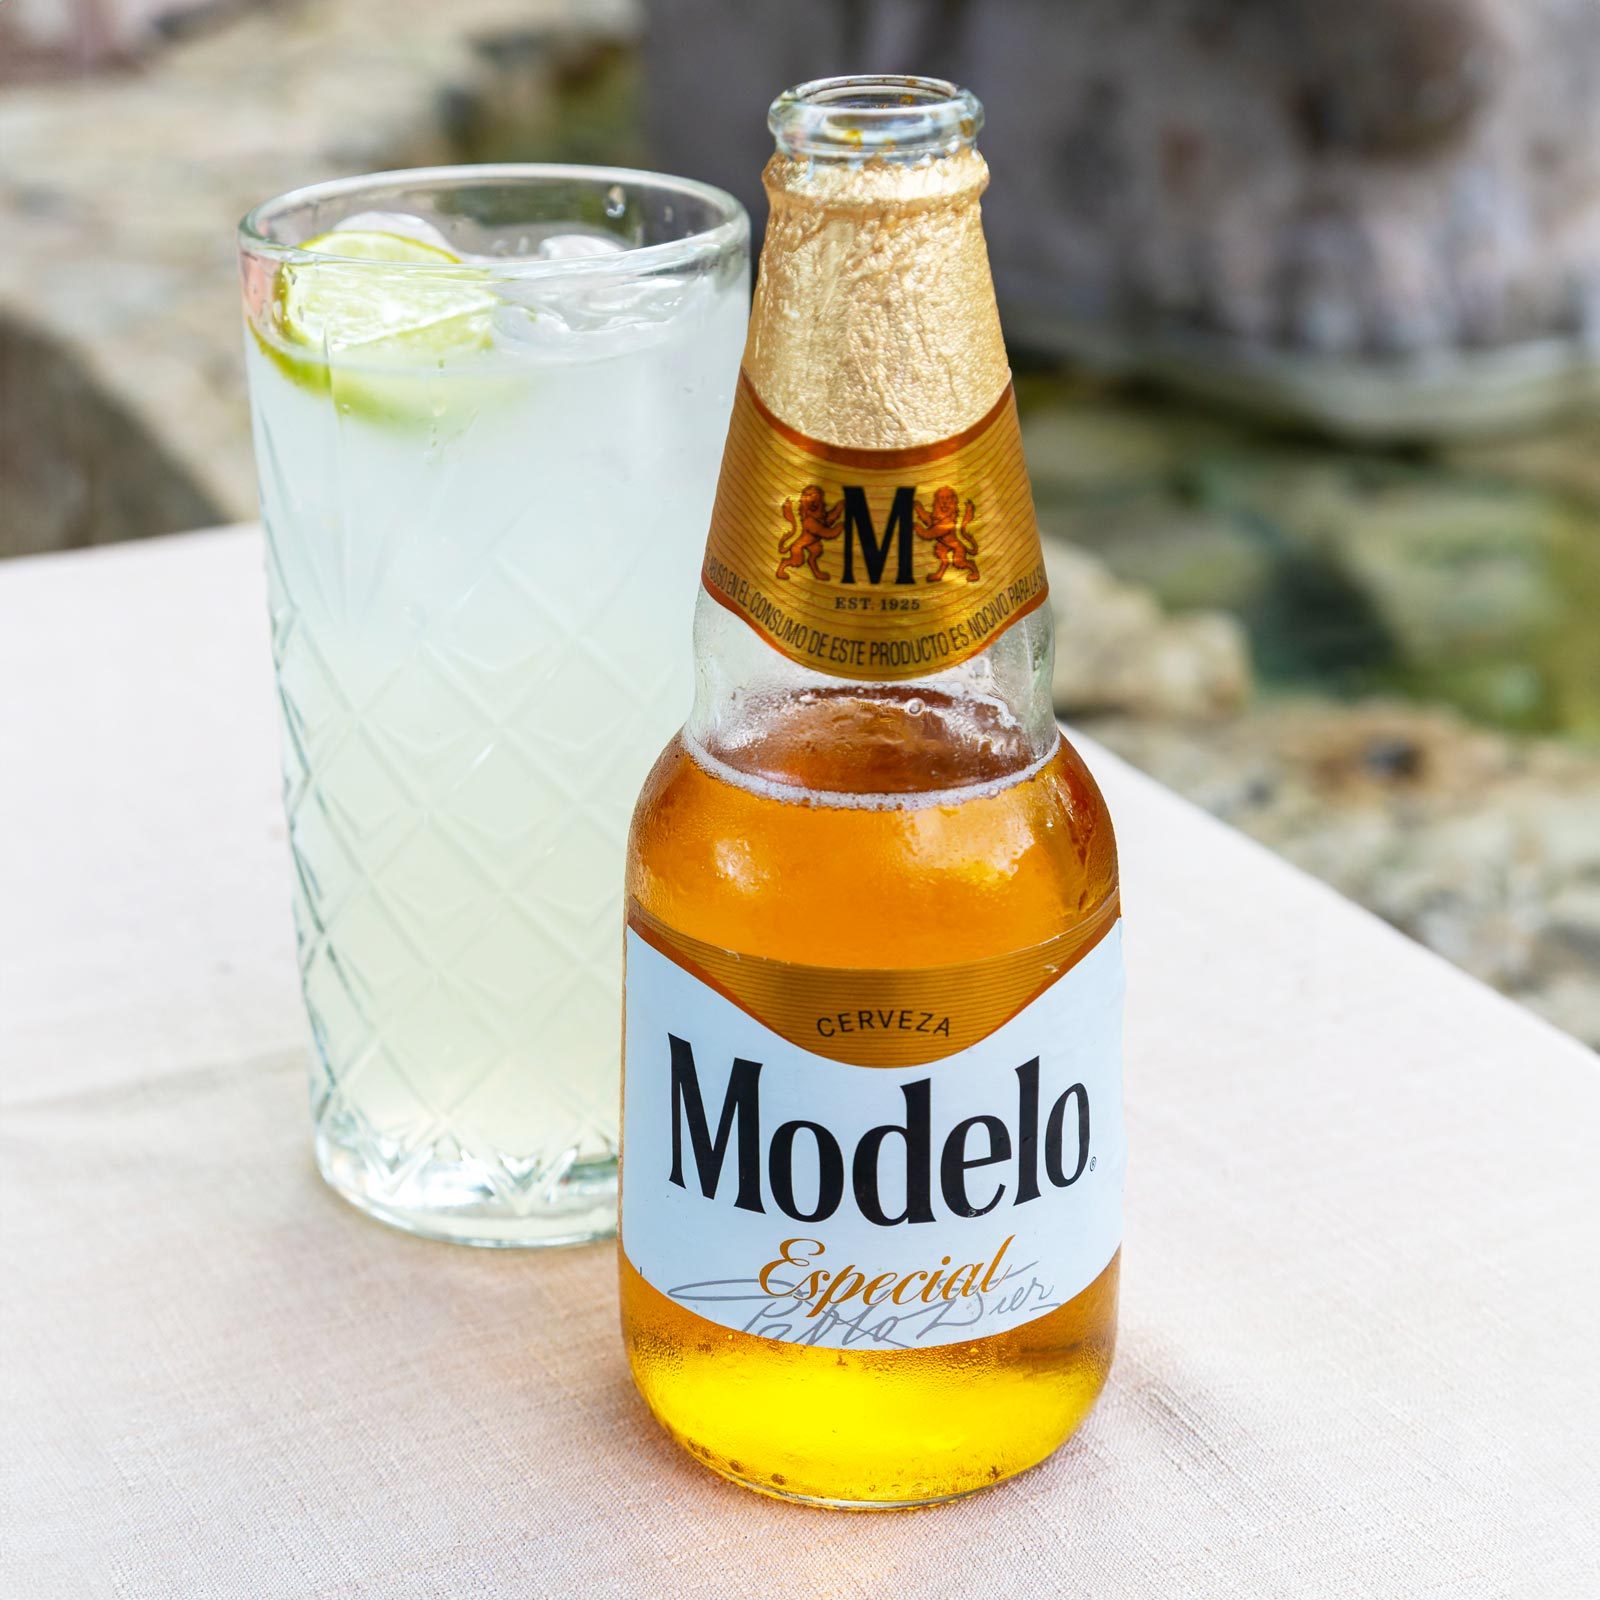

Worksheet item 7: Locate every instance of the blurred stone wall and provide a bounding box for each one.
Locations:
[0,0,638,560]
[0,0,219,79]
[647,0,1600,436]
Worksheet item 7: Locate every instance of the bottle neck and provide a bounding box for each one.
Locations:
[688,83,1057,796]
[684,596,1059,799]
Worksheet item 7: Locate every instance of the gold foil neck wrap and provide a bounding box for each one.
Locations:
[742,149,1011,449]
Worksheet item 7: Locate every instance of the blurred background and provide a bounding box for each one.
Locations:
[3,0,1597,1044]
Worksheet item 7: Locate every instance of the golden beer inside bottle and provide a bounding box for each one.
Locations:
[621,692,1121,1506]
[619,76,1123,1507]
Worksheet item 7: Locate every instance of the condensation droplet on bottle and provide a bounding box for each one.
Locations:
[906,697,925,716]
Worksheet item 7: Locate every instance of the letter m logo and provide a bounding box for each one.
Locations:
[841,486,916,585]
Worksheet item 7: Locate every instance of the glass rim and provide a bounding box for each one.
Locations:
[769,75,984,159]
[237,162,749,279]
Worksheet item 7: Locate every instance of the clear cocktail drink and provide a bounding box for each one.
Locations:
[239,167,747,1245]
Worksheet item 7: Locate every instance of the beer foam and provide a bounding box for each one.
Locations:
[681,727,1060,812]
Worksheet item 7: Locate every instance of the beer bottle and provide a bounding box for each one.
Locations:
[619,75,1123,1507]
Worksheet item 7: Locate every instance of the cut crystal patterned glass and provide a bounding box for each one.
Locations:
[239,167,748,1245]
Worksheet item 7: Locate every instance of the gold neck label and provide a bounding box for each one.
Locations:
[701,374,1048,681]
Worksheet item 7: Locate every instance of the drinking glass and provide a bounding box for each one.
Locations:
[238,167,748,1245]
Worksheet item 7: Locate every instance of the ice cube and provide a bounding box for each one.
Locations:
[491,273,712,364]
[496,272,692,331]
[535,232,627,261]
[490,299,575,354]
[486,227,716,362]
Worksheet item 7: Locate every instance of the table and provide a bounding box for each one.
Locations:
[3,528,1597,1599]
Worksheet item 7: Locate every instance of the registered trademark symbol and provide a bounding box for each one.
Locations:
[1089,1156,1097,1171]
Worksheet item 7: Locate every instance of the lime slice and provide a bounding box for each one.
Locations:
[258,229,502,427]
[278,229,497,358]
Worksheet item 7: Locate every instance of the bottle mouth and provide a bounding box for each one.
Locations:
[768,76,983,160]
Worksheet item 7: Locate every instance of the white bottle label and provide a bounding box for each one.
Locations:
[621,921,1124,1352]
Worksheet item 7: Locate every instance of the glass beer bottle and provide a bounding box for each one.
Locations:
[619,76,1124,1507]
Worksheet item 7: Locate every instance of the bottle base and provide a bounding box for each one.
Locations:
[702,1458,1037,1511]
[314,1124,617,1249]
[620,1252,1119,1507]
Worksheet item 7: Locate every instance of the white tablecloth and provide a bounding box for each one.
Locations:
[3,529,1597,1599]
